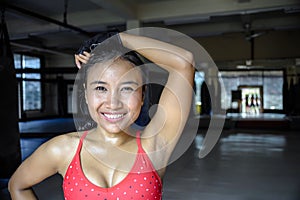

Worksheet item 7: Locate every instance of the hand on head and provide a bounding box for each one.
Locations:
[74,51,91,69]
[75,30,121,69]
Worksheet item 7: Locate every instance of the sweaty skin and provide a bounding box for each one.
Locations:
[8,32,195,200]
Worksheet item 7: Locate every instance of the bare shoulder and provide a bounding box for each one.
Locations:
[34,132,82,164]
[32,132,83,174]
[44,132,82,154]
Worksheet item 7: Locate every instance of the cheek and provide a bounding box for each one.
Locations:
[86,91,105,107]
[124,92,143,109]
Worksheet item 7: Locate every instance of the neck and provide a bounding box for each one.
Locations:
[92,126,135,146]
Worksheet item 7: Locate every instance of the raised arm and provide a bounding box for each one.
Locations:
[120,32,195,151]
[8,135,74,199]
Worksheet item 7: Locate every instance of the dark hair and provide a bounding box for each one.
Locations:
[74,38,151,131]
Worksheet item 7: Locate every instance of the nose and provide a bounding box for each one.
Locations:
[106,91,122,109]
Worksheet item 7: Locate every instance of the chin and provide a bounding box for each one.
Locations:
[102,123,131,135]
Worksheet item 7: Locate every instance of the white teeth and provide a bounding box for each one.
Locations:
[103,113,124,119]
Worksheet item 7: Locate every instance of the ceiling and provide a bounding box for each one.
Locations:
[1,0,300,56]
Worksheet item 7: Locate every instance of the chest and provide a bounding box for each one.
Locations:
[63,148,163,200]
[80,147,137,188]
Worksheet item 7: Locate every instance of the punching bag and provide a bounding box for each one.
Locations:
[200,81,211,115]
[282,74,288,114]
[288,78,296,115]
[0,10,21,178]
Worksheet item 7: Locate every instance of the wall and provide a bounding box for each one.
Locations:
[195,29,300,63]
[23,28,300,119]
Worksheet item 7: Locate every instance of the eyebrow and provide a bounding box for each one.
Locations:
[121,81,139,86]
[89,81,139,86]
[90,81,107,85]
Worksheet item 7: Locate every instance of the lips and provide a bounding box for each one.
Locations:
[103,113,125,119]
[101,112,126,122]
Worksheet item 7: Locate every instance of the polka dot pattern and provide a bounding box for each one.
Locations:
[63,131,162,200]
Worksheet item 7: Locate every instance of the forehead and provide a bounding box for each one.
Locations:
[87,58,143,83]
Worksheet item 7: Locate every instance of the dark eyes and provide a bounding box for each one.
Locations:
[94,86,134,92]
[121,87,134,92]
[95,86,107,91]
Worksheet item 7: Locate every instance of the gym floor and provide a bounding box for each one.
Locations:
[1,117,300,200]
[163,129,300,200]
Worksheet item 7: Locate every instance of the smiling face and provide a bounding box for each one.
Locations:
[85,58,144,134]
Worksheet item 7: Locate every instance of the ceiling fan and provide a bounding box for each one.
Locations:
[243,22,267,41]
[236,22,268,69]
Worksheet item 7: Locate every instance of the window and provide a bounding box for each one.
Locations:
[220,70,283,112]
[14,54,42,113]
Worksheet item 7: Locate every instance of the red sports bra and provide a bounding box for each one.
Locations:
[63,131,162,200]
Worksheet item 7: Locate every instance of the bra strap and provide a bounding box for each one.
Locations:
[76,131,88,154]
[136,130,146,153]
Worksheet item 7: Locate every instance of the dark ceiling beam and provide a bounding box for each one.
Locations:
[3,3,92,37]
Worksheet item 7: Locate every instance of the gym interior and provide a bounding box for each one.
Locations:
[1,1,300,199]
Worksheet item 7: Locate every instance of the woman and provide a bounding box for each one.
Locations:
[9,30,195,200]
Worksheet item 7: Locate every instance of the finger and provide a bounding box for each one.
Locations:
[82,51,91,58]
[78,54,89,64]
[74,54,82,69]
